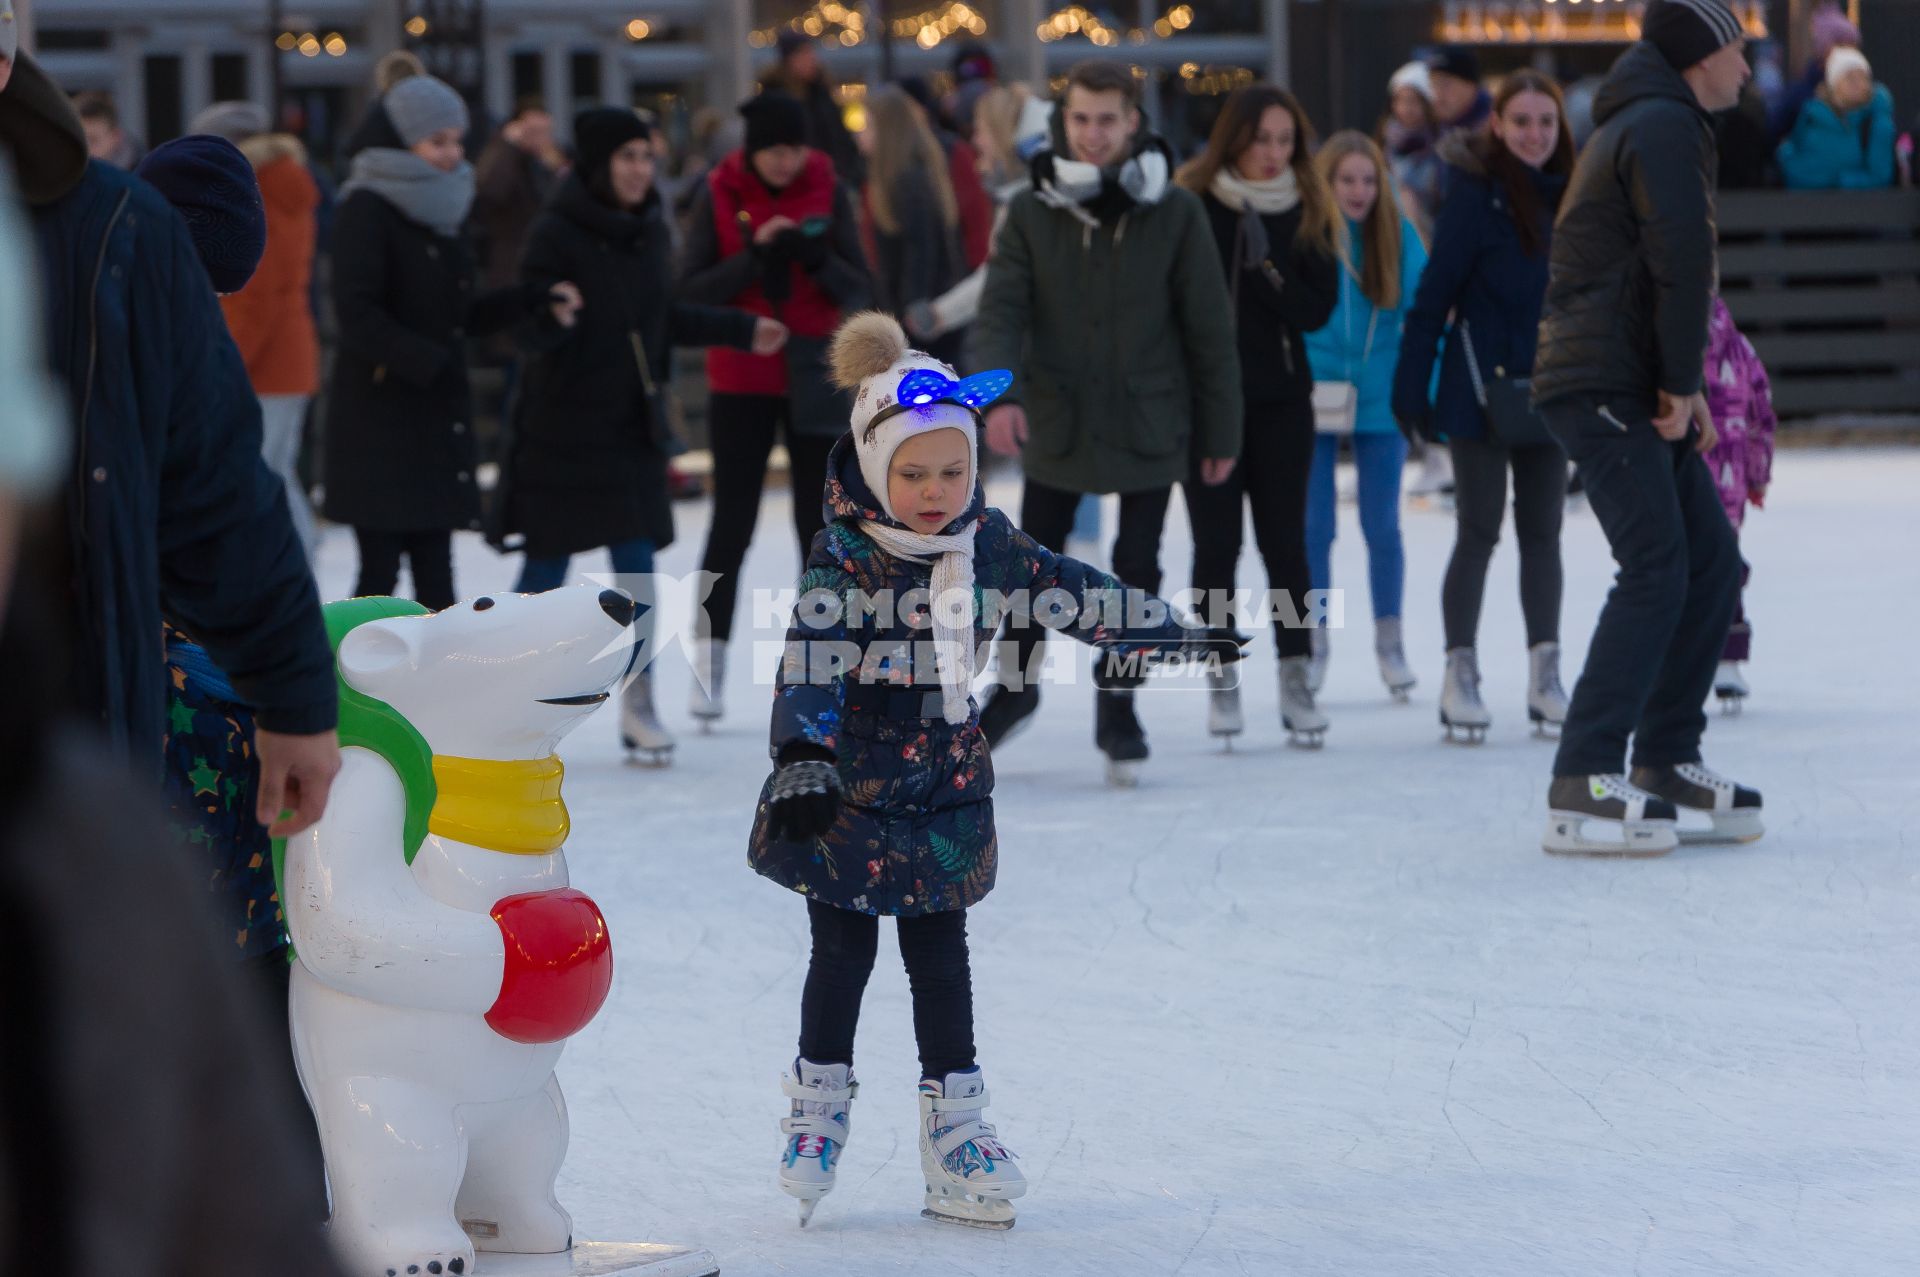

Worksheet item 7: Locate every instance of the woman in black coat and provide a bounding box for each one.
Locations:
[507,108,785,760]
[1173,84,1341,747]
[322,75,579,611]
[1391,70,1575,743]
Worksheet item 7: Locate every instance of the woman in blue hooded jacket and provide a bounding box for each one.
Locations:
[1305,131,1429,702]
[1392,70,1575,743]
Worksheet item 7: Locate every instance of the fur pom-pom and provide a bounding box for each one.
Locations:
[828,311,910,389]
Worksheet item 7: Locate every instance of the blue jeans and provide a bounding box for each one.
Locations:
[1305,430,1408,623]
[516,537,658,646]
[1540,396,1740,777]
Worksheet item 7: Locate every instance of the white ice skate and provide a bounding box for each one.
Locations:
[1543,774,1679,857]
[687,638,726,732]
[1375,617,1416,702]
[1305,627,1329,694]
[1527,642,1569,739]
[1279,655,1328,749]
[1713,660,1749,714]
[918,1068,1025,1230]
[778,1058,857,1227]
[1440,647,1491,744]
[1630,762,1765,846]
[619,668,675,766]
[1206,663,1244,746]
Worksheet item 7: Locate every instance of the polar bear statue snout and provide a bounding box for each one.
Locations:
[281,587,637,1277]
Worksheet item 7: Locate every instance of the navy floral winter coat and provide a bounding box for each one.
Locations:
[749,433,1193,917]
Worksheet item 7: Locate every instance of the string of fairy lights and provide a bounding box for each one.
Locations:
[1438,0,1768,43]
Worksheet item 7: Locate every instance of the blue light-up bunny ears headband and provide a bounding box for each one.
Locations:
[864,366,1015,437]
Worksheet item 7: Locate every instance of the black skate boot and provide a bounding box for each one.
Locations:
[1543,774,1679,857]
[1629,763,1764,846]
[1095,688,1149,788]
[978,683,1040,748]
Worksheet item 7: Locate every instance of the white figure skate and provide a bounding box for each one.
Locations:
[619,668,675,766]
[1713,660,1749,714]
[1527,641,1570,739]
[687,638,726,733]
[1374,617,1416,702]
[918,1068,1026,1229]
[778,1059,857,1227]
[1279,655,1328,748]
[1440,647,1491,744]
[1206,663,1244,746]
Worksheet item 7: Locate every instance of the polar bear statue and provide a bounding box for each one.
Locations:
[278,589,709,1277]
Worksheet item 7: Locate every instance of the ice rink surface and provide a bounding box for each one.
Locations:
[316,447,1919,1276]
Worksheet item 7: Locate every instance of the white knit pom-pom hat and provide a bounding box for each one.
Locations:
[830,311,1012,522]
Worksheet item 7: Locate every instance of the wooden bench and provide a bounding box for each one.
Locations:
[1716,189,1920,420]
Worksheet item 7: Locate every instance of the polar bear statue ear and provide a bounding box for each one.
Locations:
[338,618,424,695]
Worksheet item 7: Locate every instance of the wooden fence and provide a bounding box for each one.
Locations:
[1717,189,1920,419]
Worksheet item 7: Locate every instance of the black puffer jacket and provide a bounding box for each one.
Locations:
[506,175,756,557]
[1533,41,1719,409]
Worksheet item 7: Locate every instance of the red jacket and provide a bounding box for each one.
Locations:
[219,136,320,396]
[702,148,843,397]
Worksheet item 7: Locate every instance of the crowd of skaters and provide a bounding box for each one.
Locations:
[0,0,1899,1259]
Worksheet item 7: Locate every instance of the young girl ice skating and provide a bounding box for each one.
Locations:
[1701,296,1775,711]
[748,312,1222,1229]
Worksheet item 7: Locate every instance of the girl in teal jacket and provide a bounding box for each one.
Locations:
[1304,131,1429,700]
[1777,48,1896,190]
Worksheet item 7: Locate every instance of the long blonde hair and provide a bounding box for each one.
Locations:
[865,85,959,235]
[970,83,1031,188]
[1316,130,1416,312]
[1176,84,1338,261]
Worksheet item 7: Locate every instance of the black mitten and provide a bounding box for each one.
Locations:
[766,758,842,841]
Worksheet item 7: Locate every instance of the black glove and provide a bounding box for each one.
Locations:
[766,757,842,842]
[790,228,832,273]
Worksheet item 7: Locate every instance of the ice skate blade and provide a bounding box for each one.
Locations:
[469,1240,719,1276]
[1441,723,1489,745]
[1715,693,1745,716]
[1105,759,1140,788]
[1542,812,1678,858]
[1284,726,1326,750]
[922,1206,1015,1230]
[1388,687,1414,704]
[622,745,674,768]
[1676,808,1764,846]
[795,1198,818,1228]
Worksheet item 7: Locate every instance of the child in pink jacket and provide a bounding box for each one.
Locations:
[1702,297,1776,707]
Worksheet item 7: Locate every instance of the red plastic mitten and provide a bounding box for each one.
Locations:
[485,887,613,1043]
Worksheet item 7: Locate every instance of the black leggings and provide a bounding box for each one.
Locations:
[1184,397,1317,660]
[353,527,455,612]
[993,476,1172,688]
[799,899,975,1080]
[697,392,838,643]
[1443,436,1566,651]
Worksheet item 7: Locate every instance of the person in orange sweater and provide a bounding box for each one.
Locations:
[195,101,323,565]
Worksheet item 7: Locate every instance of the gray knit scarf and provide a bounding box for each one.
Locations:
[340,147,476,237]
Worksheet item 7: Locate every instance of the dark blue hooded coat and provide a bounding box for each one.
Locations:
[748,431,1193,916]
[29,145,334,761]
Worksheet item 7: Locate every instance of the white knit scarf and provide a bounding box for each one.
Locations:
[857,521,979,725]
[1208,166,1301,215]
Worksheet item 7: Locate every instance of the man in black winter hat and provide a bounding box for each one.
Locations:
[1427,45,1492,140]
[1531,0,1761,859]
